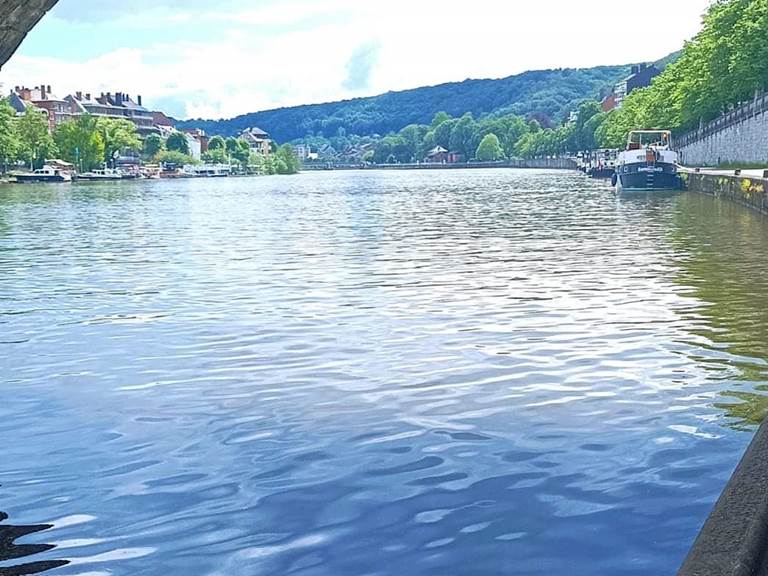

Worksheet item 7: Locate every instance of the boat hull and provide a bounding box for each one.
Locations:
[616,162,682,193]
[75,175,123,181]
[13,174,71,183]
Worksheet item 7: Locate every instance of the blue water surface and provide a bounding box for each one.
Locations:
[1,169,767,576]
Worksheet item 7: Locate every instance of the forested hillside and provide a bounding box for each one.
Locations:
[177,66,628,142]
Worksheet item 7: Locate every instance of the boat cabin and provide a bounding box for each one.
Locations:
[626,130,671,151]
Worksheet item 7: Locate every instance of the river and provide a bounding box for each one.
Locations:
[1,169,767,576]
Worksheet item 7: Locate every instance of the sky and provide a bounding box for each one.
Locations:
[0,0,713,120]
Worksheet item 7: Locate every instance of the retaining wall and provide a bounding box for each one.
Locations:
[675,93,768,166]
[684,172,768,214]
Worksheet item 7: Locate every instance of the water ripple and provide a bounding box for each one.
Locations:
[1,170,767,575]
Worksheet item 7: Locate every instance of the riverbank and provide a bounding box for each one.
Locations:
[302,158,577,171]
[682,169,768,215]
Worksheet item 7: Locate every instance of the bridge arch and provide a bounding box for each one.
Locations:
[0,0,59,69]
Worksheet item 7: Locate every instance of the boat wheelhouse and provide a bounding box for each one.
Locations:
[613,130,682,192]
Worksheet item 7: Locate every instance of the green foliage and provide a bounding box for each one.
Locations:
[177,65,630,141]
[166,132,190,154]
[449,113,478,160]
[0,99,18,171]
[143,133,164,158]
[433,119,457,149]
[275,144,301,174]
[17,106,57,169]
[475,133,504,161]
[201,147,228,164]
[431,111,451,128]
[155,150,194,165]
[97,117,141,165]
[225,137,239,154]
[514,124,574,159]
[602,0,768,146]
[568,100,604,151]
[53,114,104,171]
[208,135,225,150]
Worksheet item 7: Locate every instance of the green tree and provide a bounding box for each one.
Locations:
[53,114,104,171]
[0,99,18,172]
[166,132,190,154]
[97,118,141,165]
[155,150,194,165]
[143,133,164,158]
[449,113,477,160]
[225,137,239,155]
[602,0,768,144]
[208,135,225,150]
[398,124,427,163]
[201,148,228,164]
[16,106,57,169]
[431,111,451,129]
[475,133,504,161]
[434,118,457,149]
[231,139,251,166]
[274,144,300,174]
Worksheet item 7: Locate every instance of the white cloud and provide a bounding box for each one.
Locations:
[1,0,712,119]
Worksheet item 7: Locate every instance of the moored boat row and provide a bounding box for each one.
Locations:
[7,162,234,184]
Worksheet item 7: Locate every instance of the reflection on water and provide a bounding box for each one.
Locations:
[669,193,768,428]
[0,511,67,576]
[1,171,768,576]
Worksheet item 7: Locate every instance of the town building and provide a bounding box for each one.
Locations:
[183,128,208,154]
[65,91,156,135]
[601,93,619,113]
[13,85,77,129]
[425,146,460,164]
[185,133,202,160]
[602,64,661,111]
[293,144,311,160]
[240,127,271,156]
[152,111,175,130]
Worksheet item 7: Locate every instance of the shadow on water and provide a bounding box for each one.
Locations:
[669,192,768,428]
[0,511,68,576]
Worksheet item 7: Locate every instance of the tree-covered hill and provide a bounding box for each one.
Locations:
[177,65,631,142]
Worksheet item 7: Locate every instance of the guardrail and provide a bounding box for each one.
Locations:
[673,92,768,149]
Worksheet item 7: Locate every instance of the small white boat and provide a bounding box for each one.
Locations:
[613,130,683,193]
[184,164,232,178]
[76,168,126,181]
[13,165,72,183]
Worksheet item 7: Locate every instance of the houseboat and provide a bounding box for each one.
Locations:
[613,130,682,192]
[13,165,72,183]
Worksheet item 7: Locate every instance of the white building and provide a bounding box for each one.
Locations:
[186,134,202,160]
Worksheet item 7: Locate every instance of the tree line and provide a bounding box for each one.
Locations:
[600,0,768,147]
[0,98,299,175]
[357,101,607,164]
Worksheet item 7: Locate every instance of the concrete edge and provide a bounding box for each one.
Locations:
[678,420,768,576]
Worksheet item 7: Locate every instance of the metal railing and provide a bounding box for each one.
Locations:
[673,91,768,149]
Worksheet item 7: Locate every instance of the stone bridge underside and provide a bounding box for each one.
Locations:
[0,0,59,69]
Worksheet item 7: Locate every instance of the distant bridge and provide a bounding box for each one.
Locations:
[0,0,59,69]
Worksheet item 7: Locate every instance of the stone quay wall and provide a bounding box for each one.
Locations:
[683,171,768,214]
[674,92,768,167]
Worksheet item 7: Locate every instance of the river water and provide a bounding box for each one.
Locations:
[1,169,767,576]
